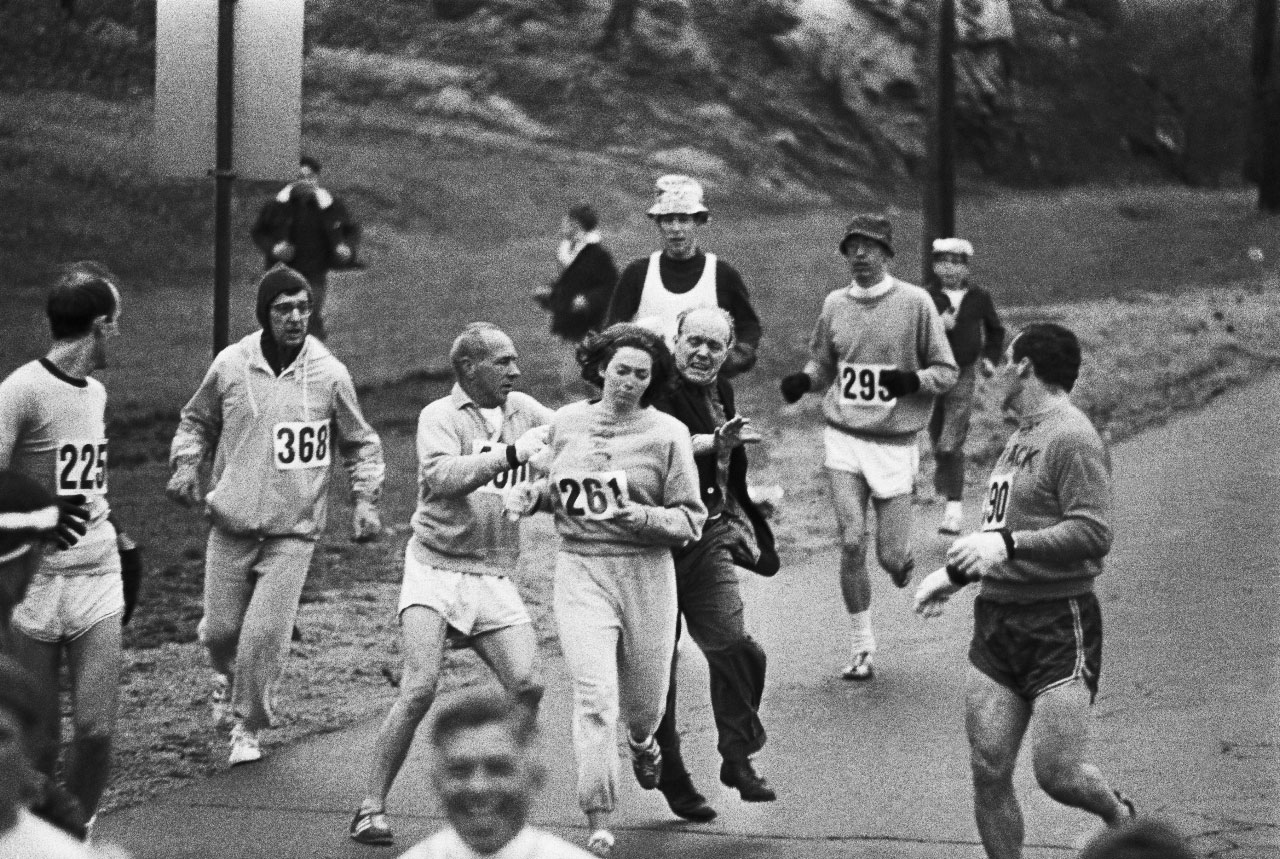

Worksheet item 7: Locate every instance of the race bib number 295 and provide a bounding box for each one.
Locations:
[56,439,107,496]
[838,363,894,407]
[274,421,331,470]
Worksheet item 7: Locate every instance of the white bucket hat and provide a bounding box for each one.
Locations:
[647,175,709,218]
[932,237,975,258]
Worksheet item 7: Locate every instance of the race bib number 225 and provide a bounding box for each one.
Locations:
[56,439,107,495]
[274,421,331,470]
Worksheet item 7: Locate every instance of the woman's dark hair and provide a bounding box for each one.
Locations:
[576,323,674,408]
[1011,322,1081,393]
[46,261,119,340]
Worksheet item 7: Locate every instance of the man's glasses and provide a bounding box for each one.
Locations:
[270,301,312,317]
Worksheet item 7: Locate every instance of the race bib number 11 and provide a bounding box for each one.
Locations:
[838,363,894,407]
[56,439,107,496]
[981,472,1013,531]
[274,421,331,470]
[556,471,629,520]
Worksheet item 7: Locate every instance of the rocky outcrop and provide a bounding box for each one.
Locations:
[767,0,1018,164]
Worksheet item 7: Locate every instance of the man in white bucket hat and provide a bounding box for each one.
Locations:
[604,175,761,376]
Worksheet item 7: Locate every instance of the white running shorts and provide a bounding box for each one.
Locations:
[12,571,124,643]
[823,426,919,499]
[398,542,531,637]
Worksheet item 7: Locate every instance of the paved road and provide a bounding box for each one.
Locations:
[100,378,1280,858]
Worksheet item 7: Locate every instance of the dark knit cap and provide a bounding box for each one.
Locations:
[840,214,895,257]
[255,264,312,329]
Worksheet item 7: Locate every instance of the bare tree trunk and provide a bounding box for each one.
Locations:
[596,0,640,54]
[1251,0,1280,211]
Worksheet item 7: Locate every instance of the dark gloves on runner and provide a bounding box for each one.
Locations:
[119,534,143,626]
[879,369,921,398]
[53,494,89,550]
[780,372,812,404]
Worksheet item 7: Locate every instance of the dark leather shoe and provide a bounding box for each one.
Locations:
[659,775,717,822]
[719,758,777,802]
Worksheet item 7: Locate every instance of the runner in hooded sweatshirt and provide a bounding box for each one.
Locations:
[166,264,385,767]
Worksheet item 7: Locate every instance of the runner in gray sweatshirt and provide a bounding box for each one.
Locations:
[914,323,1133,859]
[780,214,957,681]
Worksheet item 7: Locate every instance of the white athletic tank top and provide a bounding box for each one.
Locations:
[633,251,718,346]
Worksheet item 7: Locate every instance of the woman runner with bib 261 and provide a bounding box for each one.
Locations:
[505,323,705,858]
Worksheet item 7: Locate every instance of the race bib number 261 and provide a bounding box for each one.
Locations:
[56,439,107,496]
[838,363,894,407]
[274,421,331,470]
[556,471,629,521]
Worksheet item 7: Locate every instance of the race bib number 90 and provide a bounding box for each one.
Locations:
[274,421,331,470]
[56,439,107,496]
[838,363,894,407]
[473,441,530,495]
[981,472,1013,531]
[556,471,629,521]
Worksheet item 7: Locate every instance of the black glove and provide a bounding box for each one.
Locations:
[119,535,143,626]
[879,369,921,398]
[53,495,89,550]
[780,372,812,404]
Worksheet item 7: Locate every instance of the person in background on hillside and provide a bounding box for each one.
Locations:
[533,203,619,400]
[651,306,778,821]
[604,175,761,376]
[780,215,957,681]
[914,323,1135,859]
[927,237,1005,535]
[250,155,360,340]
[0,263,131,838]
[394,687,596,859]
[505,324,706,858]
[349,322,552,847]
[166,264,384,768]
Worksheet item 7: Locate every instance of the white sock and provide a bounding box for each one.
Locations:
[849,611,876,656]
[945,501,963,519]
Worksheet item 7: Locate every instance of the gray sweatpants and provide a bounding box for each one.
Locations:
[554,547,678,813]
[200,527,316,731]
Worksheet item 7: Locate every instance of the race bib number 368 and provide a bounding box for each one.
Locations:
[981,472,1013,531]
[838,363,894,407]
[274,421,331,470]
[56,439,107,496]
[556,471,629,521]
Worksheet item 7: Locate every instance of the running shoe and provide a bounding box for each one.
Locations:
[228,723,262,766]
[210,673,232,729]
[629,736,663,790]
[1114,789,1137,820]
[586,829,615,858]
[841,652,874,681]
[349,808,394,845]
[939,507,963,535]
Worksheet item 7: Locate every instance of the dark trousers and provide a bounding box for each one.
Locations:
[655,516,767,782]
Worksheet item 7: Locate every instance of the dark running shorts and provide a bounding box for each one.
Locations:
[969,592,1103,703]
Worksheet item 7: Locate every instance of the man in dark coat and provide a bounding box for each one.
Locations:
[250,156,358,340]
[652,306,778,823]
[533,203,617,401]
